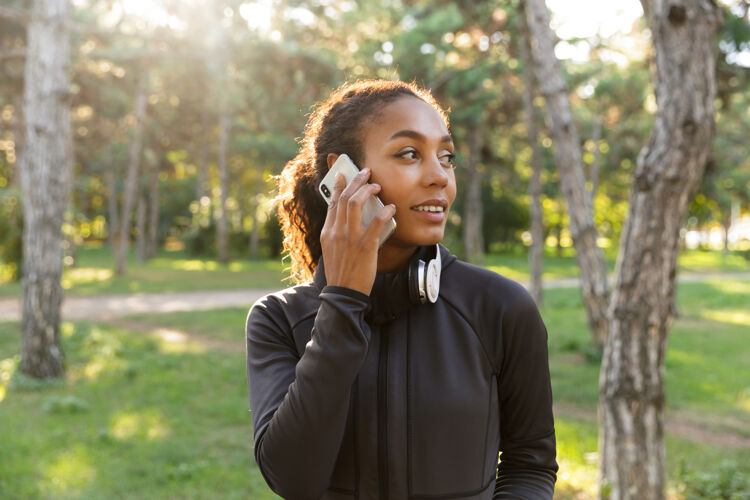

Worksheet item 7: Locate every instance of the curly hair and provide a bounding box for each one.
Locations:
[273,79,449,284]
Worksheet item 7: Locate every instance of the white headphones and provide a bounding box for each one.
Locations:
[408,244,442,304]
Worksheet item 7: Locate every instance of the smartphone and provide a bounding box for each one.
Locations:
[319,154,397,248]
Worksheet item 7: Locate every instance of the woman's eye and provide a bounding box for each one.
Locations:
[440,153,456,169]
[397,149,418,160]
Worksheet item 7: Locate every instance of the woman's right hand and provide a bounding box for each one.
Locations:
[320,167,397,296]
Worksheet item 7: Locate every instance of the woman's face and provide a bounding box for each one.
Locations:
[359,96,457,250]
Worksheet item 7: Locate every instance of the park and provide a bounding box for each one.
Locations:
[1,0,749,499]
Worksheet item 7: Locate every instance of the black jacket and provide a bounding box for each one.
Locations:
[246,244,558,499]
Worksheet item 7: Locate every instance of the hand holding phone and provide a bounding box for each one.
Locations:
[319,154,397,247]
[318,155,397,296]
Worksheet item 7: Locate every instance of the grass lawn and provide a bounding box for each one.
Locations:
[0,245,289,299]
[0,278,748,498]
[1,245,746,299]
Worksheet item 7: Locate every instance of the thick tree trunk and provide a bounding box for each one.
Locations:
[462,124,484,265]
[519,0,545,307]
[524,0,610,347]
[146,160,159,259]
[216,105,230,263]
[115,73,147,275]
[599,2,722,499]
[19,0,72,379]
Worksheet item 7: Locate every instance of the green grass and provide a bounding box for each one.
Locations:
[0,320,277,499]
[0,245,289,299]
[0,276,748,498]
[1,245,746,299]
[542,280,750,424]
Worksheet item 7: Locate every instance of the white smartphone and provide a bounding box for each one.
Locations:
[319,154,397,248]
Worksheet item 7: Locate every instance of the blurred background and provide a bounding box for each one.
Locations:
[0,0,748,498]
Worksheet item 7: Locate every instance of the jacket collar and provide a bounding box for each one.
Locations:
[312,243,455,325]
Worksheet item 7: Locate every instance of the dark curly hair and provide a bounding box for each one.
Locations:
[273,79,449,284]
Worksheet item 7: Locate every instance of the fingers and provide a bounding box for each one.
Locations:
[364,202,397,246]
[322,172,347,233]
[335,167,371,230]
[346,182,382,230]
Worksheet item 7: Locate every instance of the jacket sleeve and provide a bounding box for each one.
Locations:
[493,290,558,499]
[246,285,371,500]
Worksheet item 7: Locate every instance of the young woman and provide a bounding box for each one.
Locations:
[246,80,558,500]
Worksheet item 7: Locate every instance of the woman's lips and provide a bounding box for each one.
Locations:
[411,208,445,222]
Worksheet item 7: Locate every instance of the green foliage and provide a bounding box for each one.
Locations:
[0,188,23,281]
[677,460,750,500]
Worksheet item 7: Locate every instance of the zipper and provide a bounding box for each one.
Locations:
[377,330,389,500]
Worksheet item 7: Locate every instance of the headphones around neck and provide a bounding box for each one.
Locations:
[408,244,442,305]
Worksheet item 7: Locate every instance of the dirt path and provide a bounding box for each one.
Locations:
[1,271,747,323]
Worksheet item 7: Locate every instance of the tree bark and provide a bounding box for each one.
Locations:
[462,124,484,265]
[146,160,159,259]
[599,2,722,499]
[524,0,610,347]
[216,103,230,263]
[519,0,545,307]
[19,0,72,379]
[115,72,147,275]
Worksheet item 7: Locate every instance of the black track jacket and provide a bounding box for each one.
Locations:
[246,244,558,499]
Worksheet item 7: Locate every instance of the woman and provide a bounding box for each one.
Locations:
[246,80,558,500]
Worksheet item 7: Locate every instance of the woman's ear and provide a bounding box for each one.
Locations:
[326,153,339,170]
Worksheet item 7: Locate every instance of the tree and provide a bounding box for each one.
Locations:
[523,0,610,347]
[19,0,72,378]
[114,70,147,275]
[598,1,722,498]
[518,0,545,306]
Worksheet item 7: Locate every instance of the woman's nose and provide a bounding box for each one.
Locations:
[423,155,450,187]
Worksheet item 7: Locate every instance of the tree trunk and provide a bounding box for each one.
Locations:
[146,160,159,259]
[721,207,731,254]
[216,104,230,264]
[590,115,602,198]
[462,124,484,265]
[599,2,722,499]
[12,94,25,188]
[524,0,610,348]
[519,0,545,307]
[63,205,76,267]
[249,176,261,259]
[107,168,119,250]
[115,73,147,275]
[19,0,72,379]
[196,114,209,201]
[135,186,146,263]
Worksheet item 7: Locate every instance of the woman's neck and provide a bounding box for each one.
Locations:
[376,243,419,274]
